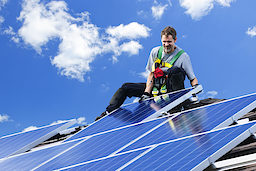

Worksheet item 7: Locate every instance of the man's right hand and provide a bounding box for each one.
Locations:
[139,92,151,102]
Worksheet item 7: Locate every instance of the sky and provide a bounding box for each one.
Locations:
[0,0,256,137]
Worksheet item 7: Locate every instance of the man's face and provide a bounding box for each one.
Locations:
[161,35,176,53]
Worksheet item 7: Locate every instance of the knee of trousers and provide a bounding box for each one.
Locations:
[121,83,131,90]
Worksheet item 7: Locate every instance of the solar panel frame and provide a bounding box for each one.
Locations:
[65,85,202,142]
[119,122,256,170]
[213,92,256,129]
[0,139,81,171]
[106,92,256,154]
[50,121,256,171]
[0,119,76,159]
[2,90,256,170]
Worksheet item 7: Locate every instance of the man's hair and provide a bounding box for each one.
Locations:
[161,26,177,40]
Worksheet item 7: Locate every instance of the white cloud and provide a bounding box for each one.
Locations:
[179,0,235,20]
[0,16,3,24]
[3,26,20,43]
[151,4,168,20]
[0,0,8,9]
[216,0,234,7]
[16,0,150,82]
[106,22,150,40]
[100,83,110,92]
[198,90,218,99]
[140,70,150,79]
[0,114,9,123]
[0,0,8,24]
[22,117,87,132]
[76,117,86,125]
[246,26,256,37]
[120,41,143,55]
[23,126,38,132]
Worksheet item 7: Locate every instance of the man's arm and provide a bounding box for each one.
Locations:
[190,77,198,87]
[144,72,154,93]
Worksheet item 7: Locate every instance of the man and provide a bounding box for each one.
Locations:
[96,26,198,121]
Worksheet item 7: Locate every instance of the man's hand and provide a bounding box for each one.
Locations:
[139,92,151,102]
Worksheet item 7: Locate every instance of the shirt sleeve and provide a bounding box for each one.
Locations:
[181,53,196,81]
[146,47,159,72]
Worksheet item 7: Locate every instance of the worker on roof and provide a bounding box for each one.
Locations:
[96,26,198,121]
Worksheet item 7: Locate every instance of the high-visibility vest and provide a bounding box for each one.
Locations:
[152,46,185,72]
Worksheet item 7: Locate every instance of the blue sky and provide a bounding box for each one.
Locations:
[0,0,256,137]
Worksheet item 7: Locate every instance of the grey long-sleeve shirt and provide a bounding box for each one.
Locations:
[146,45,196,81]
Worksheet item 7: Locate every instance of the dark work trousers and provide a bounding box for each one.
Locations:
[106,67,185,113]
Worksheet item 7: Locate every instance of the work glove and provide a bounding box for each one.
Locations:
[139,92,151,102]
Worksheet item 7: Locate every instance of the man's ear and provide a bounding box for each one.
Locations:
[174,37,177,43]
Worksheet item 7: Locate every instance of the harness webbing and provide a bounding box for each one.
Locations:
[152,46,185,72]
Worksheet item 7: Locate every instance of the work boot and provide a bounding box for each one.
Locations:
[95,111,109,121]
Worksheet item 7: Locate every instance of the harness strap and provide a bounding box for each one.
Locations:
[152,46,185,72]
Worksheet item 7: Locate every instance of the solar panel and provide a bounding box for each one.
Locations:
[66,85,202,141]
[120,93,256,152]
[1,91,256,170]
[0,140,80,171]
[0,120,76,159]
[40,121,256,170]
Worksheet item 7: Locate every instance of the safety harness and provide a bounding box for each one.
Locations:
[152,46,185,96]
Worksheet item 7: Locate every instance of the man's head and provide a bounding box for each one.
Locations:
[161,26,177,53]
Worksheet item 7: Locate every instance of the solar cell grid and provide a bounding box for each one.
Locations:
[0,120,76,159]
[119,92,256,152]
[52,121,256,171]
[2,89,256,171]
[0,140,79,171]
[66,86,202,142]
[32,118,168,170]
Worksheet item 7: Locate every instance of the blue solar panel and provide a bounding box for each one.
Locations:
[43,121,256,171]
[66,86,202,141]
[121,122,256,171]
[120,93,256,152]
[0,120,75,159]
[0,140,79,171]
[1,91,255,170]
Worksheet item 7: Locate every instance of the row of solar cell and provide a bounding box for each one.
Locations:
[2,89,256,170]
[121,92,256,152]
[42,122,256,171]
[66,86,202,141]
[0,120,76,159]
[1,92,256,170]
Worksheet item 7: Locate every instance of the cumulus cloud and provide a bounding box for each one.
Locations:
[206,91,218,98]
[101,83,110,92]
[0,0,8,24]
[76,117,86,125]
[179,0,235,20]
[140,70,150,79]
[3,26,20,43]
[22,117,87,132]
[23,126,38,132]
[106,22,150,40]
[151,4,168,20]
[246,26,256,37]
[0,16,3,24]
[0,0,8,9]
[199,90,218,99]
[16,0,150,82]
[0,114,9,123]
[120,41,143,55]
